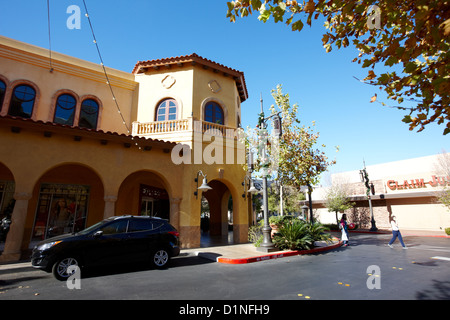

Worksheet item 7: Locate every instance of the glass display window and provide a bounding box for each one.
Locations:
[31,184,90,243]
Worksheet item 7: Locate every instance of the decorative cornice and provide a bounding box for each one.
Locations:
[0,36,137,91]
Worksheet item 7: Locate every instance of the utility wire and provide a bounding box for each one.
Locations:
[81,0,140,147]
[46,0,54,72]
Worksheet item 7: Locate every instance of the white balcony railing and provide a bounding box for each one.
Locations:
[133,119,190,135]
[132,118,239,141]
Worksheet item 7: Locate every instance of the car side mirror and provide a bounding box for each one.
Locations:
[93,230,103,238]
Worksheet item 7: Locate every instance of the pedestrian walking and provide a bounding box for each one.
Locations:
[388,216,407,249]
[339,214,349,246]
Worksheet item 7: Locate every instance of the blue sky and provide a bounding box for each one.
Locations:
[1,0,448,184]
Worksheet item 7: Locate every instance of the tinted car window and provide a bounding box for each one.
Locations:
[100,220,128,235]
[153,221,164,229]
[128,219,154,232]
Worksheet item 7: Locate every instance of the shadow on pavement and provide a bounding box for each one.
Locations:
[415,280,450,300]
[78,254,214,279]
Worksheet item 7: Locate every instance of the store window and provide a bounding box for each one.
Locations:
[31,184,90,243]
[8,84,36,118]
[79,99,99,129]
[54,94,76,125]
[204,101,224,125]
[156,99,178,121]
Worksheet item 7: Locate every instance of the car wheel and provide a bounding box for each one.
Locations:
[152,249,170,268]
[52,257,80,281]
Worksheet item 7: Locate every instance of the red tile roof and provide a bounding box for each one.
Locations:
[0,115,176,150]
[132,53,248,102]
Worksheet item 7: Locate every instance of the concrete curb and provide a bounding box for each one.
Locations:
[215,241,343,264]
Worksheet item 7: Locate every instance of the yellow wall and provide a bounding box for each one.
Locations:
[0,36,138,135]
[192,67,240,128]
[134,68,194,123]
[0,36,250,261]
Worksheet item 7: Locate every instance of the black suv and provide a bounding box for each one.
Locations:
[31,215,180,280]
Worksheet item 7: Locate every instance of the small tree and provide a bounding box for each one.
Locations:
[325,184,355,224]
[268,183,306,215]
[270,84,337,220]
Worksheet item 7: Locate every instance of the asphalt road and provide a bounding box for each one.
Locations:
[0,233,449,305]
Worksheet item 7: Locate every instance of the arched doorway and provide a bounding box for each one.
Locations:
[0,163,15,247]
[116,171,171,221]
[200,180,234,247]
[29,163,104,246]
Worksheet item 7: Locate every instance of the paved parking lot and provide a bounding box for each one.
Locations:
[0,233,449,304]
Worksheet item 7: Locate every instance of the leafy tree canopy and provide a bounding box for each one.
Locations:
[270,85,337,191]
[227,0,450,134]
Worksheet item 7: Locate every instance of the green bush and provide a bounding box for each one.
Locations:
[248,222,263,247]
[272,220,331,251]
[445,227,450,236]
[248,218,332,250]
[269,215,295,226]
[273,219,314,250]
[306,222,333,243]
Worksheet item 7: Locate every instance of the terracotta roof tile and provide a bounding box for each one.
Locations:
[132,53,248,102]
[0,115,176,148]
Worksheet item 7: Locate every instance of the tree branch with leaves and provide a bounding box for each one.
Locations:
[227,0,450,134]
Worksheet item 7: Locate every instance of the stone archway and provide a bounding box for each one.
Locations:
[0,163,15,246]
[27,163,104,247]
[116,170,172,222]
[201,180,234,246]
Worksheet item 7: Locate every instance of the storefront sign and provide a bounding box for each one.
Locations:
[387,175,450,191]
[140,184,168,199]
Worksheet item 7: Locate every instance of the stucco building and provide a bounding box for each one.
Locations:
[310,154,450,234]
[0,36,252,262]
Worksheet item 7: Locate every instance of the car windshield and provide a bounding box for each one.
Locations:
[76,219,114,235]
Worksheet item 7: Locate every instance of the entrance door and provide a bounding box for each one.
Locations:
[140,197,154,216]
[139,184,170,220]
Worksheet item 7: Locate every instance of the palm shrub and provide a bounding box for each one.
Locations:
[306,222,333,243]
[272,219,332,250]
[273,220,314,250]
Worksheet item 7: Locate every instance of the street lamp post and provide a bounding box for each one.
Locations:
[255,96,281,253]
[359,163,378,231]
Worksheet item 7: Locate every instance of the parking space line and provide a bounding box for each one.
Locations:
[431,256,450,261]
[409,245,450,253]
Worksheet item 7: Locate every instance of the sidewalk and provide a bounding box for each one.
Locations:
[181,239,342,264]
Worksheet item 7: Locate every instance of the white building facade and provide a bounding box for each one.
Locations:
[311,153,450,234]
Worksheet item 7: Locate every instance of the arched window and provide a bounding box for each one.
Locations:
[79,99,99,129]
[156,99,178,121]
[54,94,76,125]
[204,101,224,125]
[0,80,6,108]
[8,84,36,118]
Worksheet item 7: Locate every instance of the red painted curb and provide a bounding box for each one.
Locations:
[217,241,343,264]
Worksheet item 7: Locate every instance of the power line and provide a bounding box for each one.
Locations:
[81,0,141,149]
[46,0,54,72]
